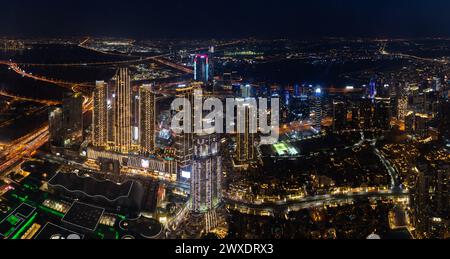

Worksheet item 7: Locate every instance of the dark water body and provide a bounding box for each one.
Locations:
[0,44,128,99]
[387,39,450,59]
[241,59,409,86]
[0,44,132,64]
[0,65,69,100]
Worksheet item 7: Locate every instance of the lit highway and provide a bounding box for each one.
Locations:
[0,125,49,173]
[151,57,193,74]
[0,90,62,106]
[0,60,94,93]
[0,97,93,175]
[224,188,409,216]
[379,44,448,64]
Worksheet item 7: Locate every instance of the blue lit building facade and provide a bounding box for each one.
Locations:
[194,54,210,84]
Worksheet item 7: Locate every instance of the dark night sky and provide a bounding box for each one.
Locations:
[1,0,450,38]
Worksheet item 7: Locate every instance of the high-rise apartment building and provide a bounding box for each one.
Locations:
[113,68,133,154]
[191,132,222,213]
[140,84,157,154]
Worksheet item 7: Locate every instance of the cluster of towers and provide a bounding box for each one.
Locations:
[92,69,222,214]
[92,68,156,155]
[172,84,222,213]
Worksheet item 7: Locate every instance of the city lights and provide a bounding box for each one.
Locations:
[0,1,448,247]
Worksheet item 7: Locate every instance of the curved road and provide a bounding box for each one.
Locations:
[224,189,409,215]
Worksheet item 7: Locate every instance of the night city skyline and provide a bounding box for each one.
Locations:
[0,0,449,254]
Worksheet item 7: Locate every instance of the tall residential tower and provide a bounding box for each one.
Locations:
[139,84,157,154]
[113,68,133,154]
[93,81,108,147]
[191,132,222,213]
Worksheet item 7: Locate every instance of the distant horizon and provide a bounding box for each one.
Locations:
[2,35,450,41]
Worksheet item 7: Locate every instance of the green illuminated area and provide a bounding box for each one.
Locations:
[23,184,39,191]
[38,205,64,218]
[11,193,28,203]
[1,167,146,240]
[1,220,18,237]
[9,192,62,218]
[7,215,20,226]
[11,212,37,239]
[95,226,123,240]
[2,226,16,238]
[0,191,65,239]
[273,142,299,156]
[0,213,22,238]
[2,180,132,239]
[97,231,105,239]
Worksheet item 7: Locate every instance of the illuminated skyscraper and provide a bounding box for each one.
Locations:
[194,54,210,84]
[174,83,201,175]
[62,92,83,146]
[414,113,430,137]
[240,84,252,98]
[397,95,409,121]
[406,111,431,137]
[314,87,323,132]
[49,107,63,147]
[410,166,435,237]
[191,132,222,213]
[222,71,232,89]
[283,89,291,107]
[410,162,450,238]
[208,46,215,80]
[113,68,133,154]
[50,92,83,148]
[236,100,256,164]
[369,78,377,99]
[131,86,140,146]
[432,77,442,92]
[89,70,177,178]
[93,81,108,147]
[139,84,157,154]
[106,82,116,146]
